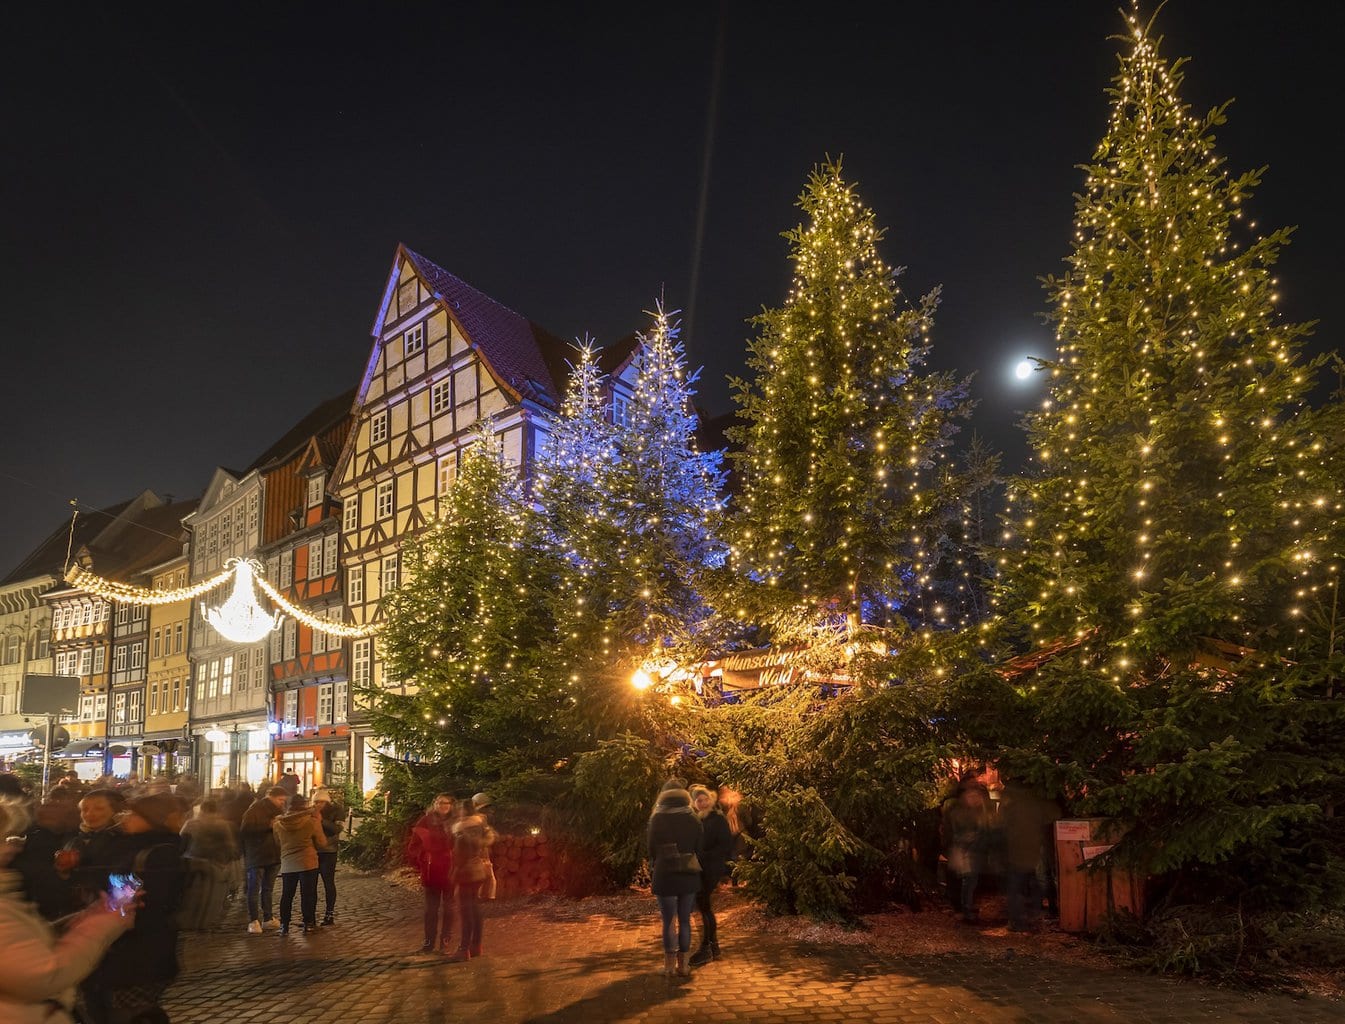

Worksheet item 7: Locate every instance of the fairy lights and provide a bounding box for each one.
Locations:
[202,559,282,643]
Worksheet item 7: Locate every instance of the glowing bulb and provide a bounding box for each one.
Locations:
[203,559,283,644]
[1015,359,1034,381]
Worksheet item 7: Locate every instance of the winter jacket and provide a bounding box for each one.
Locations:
[697,807,734,888]
[407,813,455,888]
[239,798,283,869]
[0,871,126,1024]
[273,810,327,874]
[318,804,343,856]
[647,789,704,898]
[451,815,496,886]
[84,829,185,989]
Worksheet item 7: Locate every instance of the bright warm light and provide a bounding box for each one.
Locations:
[1015,358,1035,381]
[204,559,283,644]
[631,669,653,691]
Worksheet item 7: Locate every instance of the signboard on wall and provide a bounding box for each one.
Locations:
[20,674,81,717]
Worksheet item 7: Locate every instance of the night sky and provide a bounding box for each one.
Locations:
[2,2,1340,577]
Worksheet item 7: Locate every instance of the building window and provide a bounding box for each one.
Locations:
[221,655,234,696]
[3,634,19,665]
[370,410,389,445]
[94,693,107,721]
[437,454,456,496]
[116,605,129,626]
[375,480,393,520]
[33,629,50,660]
[247,494,259,536]
[323,534,339,577]
[312,620,327,656]
[335,680,348,722]
[82,604,94,626]
[352,640,371,687]
[195,664,206,702]
[347,567,364,606]
[80,695,95,720]
[308,539,324,580]
[283,690,298,729]
[381,554,399,596]
[174,622,184,654]
[269,628,282,663]
[128,690,142,724]
[283,621,297,660]
[130,641,144,670]
[279,551,293,588]
[81,648,94,675]
[172,676,182,712]
[151,629,162,660]
[149,681,159,714]
[343,496,358,533]
[208,660,220,699]
[404,322,425,356]
[113,692,126,724]
[306,474,325,509]
[114,646,127,672]
[431,377,451,416]
[318,683,333,723]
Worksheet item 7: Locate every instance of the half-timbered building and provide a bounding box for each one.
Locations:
[257,390,355,794]
[331,245,587,793]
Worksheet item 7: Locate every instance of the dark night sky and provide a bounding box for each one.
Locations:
[2,2,1340,576]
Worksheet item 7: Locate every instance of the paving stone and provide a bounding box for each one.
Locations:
[158,871,1340,1023]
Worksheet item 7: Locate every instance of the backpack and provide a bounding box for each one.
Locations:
[133,845,231,931]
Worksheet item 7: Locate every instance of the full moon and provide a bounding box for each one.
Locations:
[1014,358,1034,380]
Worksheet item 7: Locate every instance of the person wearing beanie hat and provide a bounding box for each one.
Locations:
[272,792,328,935]
[310,788,343,926]
[0,798,134,1024]
[80,789,186,1023]
[648,782,703,978]
[445,799,495,962]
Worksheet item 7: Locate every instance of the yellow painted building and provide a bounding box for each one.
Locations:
[143,554,192,776]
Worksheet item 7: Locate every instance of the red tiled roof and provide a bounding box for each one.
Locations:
[402,247,571,409]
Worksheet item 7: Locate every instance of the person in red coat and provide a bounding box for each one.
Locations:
[406,794,456,953]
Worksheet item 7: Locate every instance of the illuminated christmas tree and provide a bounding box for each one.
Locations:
[371,432,572,782]
[999,9,1345,908]
[541,310,726,689]
[728,160,972,651]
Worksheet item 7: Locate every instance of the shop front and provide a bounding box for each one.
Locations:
[275,730,350,797]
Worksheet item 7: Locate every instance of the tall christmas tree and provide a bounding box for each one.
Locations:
[540,310,727,685]
[728,160,972,651]
[999,8,1344,907]
[370,431,572,787]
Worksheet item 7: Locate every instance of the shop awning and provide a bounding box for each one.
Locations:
[56,740,104,758]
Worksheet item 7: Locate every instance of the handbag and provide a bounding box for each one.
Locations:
[656,843,702,875]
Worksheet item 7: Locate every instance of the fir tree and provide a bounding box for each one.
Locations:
[541,309,726,686]
[728,160,973,653]
[369,431,572,787]
[998,9,1345,909]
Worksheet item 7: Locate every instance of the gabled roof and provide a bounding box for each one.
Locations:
[1,498,134,586]
[397,246,571,410]
[249,388,357,471]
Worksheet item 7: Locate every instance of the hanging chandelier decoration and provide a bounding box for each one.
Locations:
[65,556,382,640]
[203,559,283,643]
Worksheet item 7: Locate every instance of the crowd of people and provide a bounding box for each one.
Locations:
[0,768,347,1024]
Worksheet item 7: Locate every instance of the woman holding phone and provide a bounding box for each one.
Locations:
[0,797,134,1024]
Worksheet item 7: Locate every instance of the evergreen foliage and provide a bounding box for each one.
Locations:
[996,9,1345,910]
[727,160,973,652]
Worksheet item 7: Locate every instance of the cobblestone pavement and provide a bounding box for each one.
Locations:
[162,871,1339,1024]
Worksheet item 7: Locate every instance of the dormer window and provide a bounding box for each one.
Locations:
[404,322,425,356]
[306,473,325,509]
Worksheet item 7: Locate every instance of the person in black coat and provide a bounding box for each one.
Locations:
[79,794,186,1024]
[647,780,703,978]
[687,784,733,966]
[239,787,287,932]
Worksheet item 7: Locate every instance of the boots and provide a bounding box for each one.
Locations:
[689,941,720,967]
[663,952,677,977]
[676,951,691,977]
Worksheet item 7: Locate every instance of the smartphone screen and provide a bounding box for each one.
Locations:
[106,873,143,916]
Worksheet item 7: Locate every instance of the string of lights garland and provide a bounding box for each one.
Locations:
[252,570,382,639]
[65,559,381,639]
[64,563,235,605]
